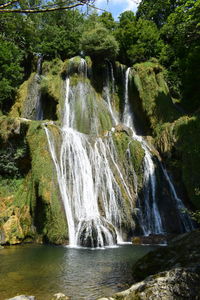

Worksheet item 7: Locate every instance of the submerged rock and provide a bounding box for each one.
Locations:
[6,296,35,300]
[51,293,70,300]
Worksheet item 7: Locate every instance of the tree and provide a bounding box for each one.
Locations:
[98,12,116,31]
[115,11,162,65]
[136,0,178,27]
[0,37,23,112]
[80,23,119,60]
[36,9,84,59]
[160,0,200,112]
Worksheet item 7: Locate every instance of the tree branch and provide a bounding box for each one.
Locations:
[0,0,18,9]
[0,0,91,13]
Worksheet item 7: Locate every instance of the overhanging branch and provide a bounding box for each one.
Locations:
[0,0,93,13]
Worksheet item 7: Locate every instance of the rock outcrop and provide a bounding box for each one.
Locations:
[97,230,200,300]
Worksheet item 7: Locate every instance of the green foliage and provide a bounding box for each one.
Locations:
[98,12,116,31]
[137,0,178,27]
[160,0,200,112]
[137,0,200,113]
[37,10,84,60]
[188,209,200,224]
[80,23,119,60]
[0,38,23,111]
[115,11,162,65]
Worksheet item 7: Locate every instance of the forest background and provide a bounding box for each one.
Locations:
[0,0,199,116]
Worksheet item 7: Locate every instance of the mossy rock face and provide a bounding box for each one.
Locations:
[156,115,200,209]
[10,58,64,122]
[130,61,180,134]
[0,117,68,245]
[26,122,68,244]
[112,127,145,192]
[67,77,113,135]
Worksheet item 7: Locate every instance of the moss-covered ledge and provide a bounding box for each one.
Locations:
[0,117,68,245]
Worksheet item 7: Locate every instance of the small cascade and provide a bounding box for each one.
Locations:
[122,67,193,235]
[35,54,43,120]
[161,165,194,232]
[36,54,43,75]
[45,58,133,247]
[122,68,164,235]
[103,61,118,125]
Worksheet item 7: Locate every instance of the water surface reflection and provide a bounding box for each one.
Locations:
[0,244,156,300]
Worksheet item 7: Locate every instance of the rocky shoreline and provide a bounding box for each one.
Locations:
[97,230,200,300]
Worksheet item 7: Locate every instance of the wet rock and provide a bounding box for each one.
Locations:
[115,124,132,137]
[133,230,200,282]
[0,227,6,245]
[98,230,200,300]
[98,268,200,300]
[132,234,167,245]
[6,296,35,300]
[51,293,70,300]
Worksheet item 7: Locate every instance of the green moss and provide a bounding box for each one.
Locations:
[0,117,67,244]
[26,122,68,243]
[9,73,36,118]
[42,58,63,76]
[40,70,63,118]
[61,56,85,78]
[131,61,180,133]
[156,115,200,209]
[113,131,145,192]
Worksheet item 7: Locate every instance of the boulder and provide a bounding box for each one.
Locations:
[97,268,200,300]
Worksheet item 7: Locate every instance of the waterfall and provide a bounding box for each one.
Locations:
[103,61,118,125]
[44,58,133,247]
[122,68,164,235]
[161,165,194,232]
[122,67,193,235]
[44,57,193,248]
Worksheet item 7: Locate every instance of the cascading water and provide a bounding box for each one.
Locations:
[45,58,133,247]
[122,68,164,235]
[122,67,193,234]
[44,57,193,248]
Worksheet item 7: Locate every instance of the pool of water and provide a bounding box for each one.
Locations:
[0,244,156,300]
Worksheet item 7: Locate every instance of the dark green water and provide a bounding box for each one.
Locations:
[0,244,155,300]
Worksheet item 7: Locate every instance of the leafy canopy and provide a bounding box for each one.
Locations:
[81,22,119,60]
